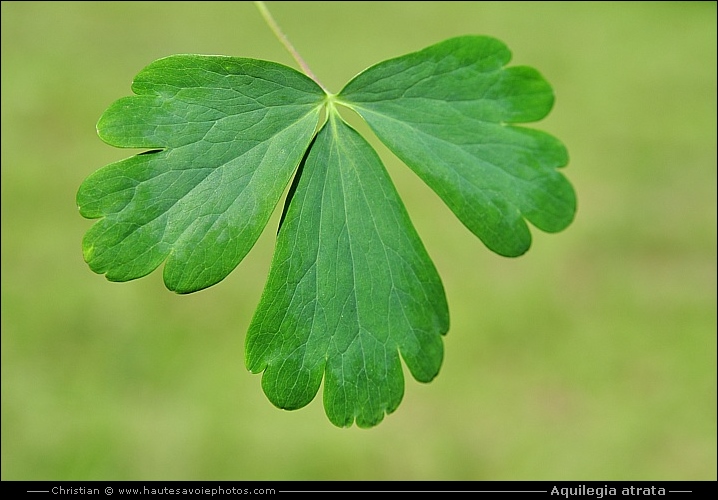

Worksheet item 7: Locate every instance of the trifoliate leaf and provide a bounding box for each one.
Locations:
[79,34,576,428]
[77,55,325,293]
[337,35,576,257]
[245,112,449,428]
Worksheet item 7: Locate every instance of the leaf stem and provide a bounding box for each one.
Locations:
[254,1,330,94]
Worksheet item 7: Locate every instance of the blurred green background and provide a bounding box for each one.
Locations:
[2,1,715,480]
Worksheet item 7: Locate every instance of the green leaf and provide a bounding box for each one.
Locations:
[245,112,449,428]
[338,35,576,257]
[77,55,325,293]
[78,33,576,428]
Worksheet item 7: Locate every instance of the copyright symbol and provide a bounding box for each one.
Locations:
[105,487,113,495]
